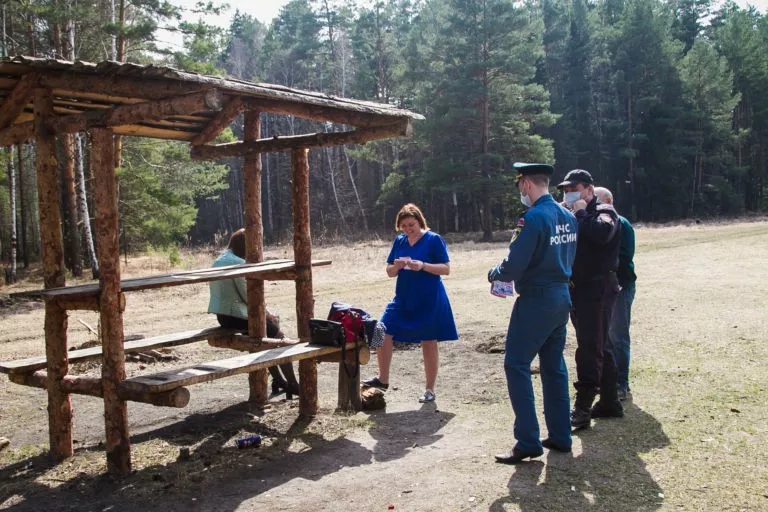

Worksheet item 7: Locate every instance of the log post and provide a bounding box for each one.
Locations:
[91,127,131,475]
[34,87,72,461]
[338,361,362,412]
[243,109,269,404]
[292,147,317,417]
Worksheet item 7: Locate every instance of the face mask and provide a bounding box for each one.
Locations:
[564,191,581,207]
[520,193,533,207]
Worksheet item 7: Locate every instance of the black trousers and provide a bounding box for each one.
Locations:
[216,314,280,338]
[570,274,619,402]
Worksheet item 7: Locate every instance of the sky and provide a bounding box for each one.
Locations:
[157,0,768,50]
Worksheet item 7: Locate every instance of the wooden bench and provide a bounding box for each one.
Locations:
[1,328,369,411]
[121,340,369,410]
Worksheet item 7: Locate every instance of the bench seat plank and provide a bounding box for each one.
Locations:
[0,327,236,375]
[120,343,350,393]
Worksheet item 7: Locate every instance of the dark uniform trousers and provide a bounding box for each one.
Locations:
[570,273,620,403]
[505,284,572,452]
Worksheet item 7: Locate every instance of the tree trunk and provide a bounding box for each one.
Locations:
[341,146,367,230]
[17,144,29,267]
[65,0,75,60]
[263,117,274,235]
[52,1,63,58]
[75,133,99,277]
[453,191,459,233]
[1,3,7,58]
[325,139,346,228]
[62,136,83,276]
[627,84,637,220]
[480,34,492,242]
[113,0,126,171]
[6,146,17,283]
[26,12,36,56]
[110,0,117,60]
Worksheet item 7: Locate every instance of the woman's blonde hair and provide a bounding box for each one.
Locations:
[395,203,429,231]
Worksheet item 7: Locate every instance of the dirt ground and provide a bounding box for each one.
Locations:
[1,220,768,511]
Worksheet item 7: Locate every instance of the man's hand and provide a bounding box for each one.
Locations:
[572,199,587,212]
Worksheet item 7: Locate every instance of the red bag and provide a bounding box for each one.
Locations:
[328,308,365,344]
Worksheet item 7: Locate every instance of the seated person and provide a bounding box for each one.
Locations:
[208,229,299,396]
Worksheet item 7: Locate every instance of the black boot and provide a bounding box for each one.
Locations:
[591,399,624,418]
[571,391,596,430]
[269,366,287,395]
[279,363,300,399]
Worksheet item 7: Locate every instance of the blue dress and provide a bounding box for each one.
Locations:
[381,231,459,343]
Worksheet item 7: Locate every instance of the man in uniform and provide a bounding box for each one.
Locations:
[594,187,637,401]
[488,162,578,464]
[558,170,623,429]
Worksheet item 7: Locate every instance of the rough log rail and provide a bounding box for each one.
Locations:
[11,259,332,300]
[0,327,238,375]
[191,122,411,160]
[9,371,191,408]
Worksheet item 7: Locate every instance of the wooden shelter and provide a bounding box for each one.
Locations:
[0,57,423,474]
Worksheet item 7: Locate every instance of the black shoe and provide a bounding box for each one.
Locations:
[494,448,544,464]
[570,406,592,429]
[591,400,624,418]
[362,376,389,390]
[271,380,286,396]
[542,438,572,453]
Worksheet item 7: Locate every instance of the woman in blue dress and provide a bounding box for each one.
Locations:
[363,204,458,402]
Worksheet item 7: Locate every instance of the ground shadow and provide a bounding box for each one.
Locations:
[489,402,669,511]
[0,401,454,511]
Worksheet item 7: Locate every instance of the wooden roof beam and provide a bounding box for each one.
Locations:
[41,71,203,101]
[190,96,244,146]
[190,120,412,161]
[0,90,222,145]
[48,89,224,134]
[245,97,408,128]
[0,73,39,129]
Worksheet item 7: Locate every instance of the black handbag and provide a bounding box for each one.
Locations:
[308,319,344,347]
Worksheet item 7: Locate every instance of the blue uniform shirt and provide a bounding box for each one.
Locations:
[488,194,578,290]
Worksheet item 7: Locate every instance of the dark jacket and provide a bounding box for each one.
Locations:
[617,215,637,287]
[571,197,621,284]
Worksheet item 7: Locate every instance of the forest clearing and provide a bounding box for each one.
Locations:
[1,220,767,511]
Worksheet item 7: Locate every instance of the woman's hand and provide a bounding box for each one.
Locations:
[393,258,408,270]
[406,259,425,271]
